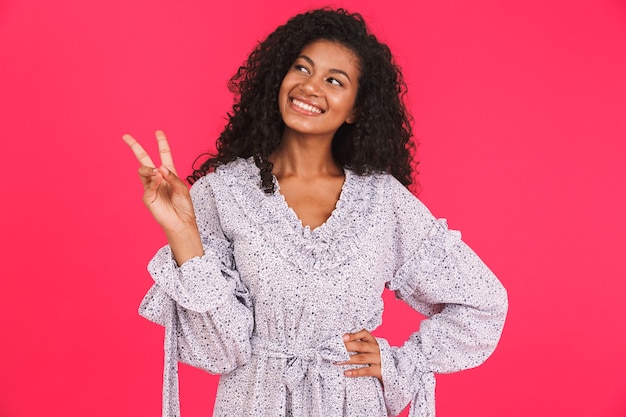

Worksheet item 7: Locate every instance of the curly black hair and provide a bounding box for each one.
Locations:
[188,8,416,194]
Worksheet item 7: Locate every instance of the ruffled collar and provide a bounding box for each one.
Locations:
[216,157,375,271]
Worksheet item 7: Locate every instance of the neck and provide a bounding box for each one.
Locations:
[270,130,342,178]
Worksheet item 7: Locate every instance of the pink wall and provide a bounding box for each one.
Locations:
[1,0,625,416]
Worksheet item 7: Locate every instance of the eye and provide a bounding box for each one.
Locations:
[326,77,344,87]
[294,64,310,74]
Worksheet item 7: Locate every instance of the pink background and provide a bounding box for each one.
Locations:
[1,0,625,416]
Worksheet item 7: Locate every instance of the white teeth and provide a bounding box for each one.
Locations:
[292,98,322,113]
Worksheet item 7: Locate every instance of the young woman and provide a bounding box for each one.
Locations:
[123,8,507,417]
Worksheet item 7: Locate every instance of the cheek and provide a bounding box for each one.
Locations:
[331,94,357,115]
[347,94,359,115]
[279,73,296,93]
[278,78,294,103]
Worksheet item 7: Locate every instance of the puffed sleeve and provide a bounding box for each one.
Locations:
[138,174,254,417]
[377,179,508,417]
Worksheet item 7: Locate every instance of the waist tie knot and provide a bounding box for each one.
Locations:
[251,335,349,392]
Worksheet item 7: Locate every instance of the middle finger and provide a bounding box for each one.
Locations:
[344,340,379,353]
[344,353,380,365]
[155,130,177,174]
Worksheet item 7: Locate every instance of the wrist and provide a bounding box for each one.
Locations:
[163,219,198,238]
[165,223,204,266]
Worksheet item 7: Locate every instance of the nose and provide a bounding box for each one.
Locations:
[300,75,322,96]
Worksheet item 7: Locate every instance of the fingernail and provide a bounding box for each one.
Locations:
[344,370,352,376]
[342,334,350,341]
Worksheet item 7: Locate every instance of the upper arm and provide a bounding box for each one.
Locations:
[189,175,234,264]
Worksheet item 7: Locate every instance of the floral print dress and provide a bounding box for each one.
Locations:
[138,157,508,417]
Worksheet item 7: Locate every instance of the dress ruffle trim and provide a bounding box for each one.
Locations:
[216,157,376,272]
[387,219,461,316]
[146,243,242,312]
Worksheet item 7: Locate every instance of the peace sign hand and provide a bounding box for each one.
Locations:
[123,130,203,265]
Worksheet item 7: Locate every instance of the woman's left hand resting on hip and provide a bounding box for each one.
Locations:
[340,329,382,383]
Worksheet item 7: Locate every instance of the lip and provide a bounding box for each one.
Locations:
[288,96,326,115]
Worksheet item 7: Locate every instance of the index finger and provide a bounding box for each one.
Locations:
[344,329,376,342]
[122,134,156,168]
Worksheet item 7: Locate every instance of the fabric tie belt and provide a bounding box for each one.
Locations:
[250,335,350,392]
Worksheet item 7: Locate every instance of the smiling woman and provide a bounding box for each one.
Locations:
[122,8,507,417]
[273,40,361,229]
[278,40,359,141]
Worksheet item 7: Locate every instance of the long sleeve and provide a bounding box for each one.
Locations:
[378,179,508,417]
[138,175,254,417]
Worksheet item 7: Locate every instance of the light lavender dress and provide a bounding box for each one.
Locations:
[139,157,508,417]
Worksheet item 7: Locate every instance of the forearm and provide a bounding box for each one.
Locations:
[173,294,253,373]
[140,284,253,374]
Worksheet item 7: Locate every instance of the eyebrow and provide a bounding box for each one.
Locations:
[297,54,353,83]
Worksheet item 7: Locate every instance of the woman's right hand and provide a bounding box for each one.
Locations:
[123,130,203,265]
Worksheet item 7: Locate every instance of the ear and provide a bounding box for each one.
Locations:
[346,109,358,124]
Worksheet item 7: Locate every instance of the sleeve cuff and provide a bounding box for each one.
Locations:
[377,337,412,416]
[377,337,437,417]
[138,284,172,326]
[147,244,237,312]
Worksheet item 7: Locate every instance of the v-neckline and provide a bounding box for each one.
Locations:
[273,170,350,234]
[215,157,371,271]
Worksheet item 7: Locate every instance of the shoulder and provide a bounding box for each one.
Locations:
[191,158,259,193]
[348,170,414,203]
[214,157,258,178]
[189,157,265,218]
[340,171,422,225]
[353,171,435,227]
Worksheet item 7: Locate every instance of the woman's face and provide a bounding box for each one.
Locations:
[278,40,360,140]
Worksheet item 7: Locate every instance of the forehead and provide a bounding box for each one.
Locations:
[298,40,360,75]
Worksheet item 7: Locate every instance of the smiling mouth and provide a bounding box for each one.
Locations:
[291,98,324,114]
